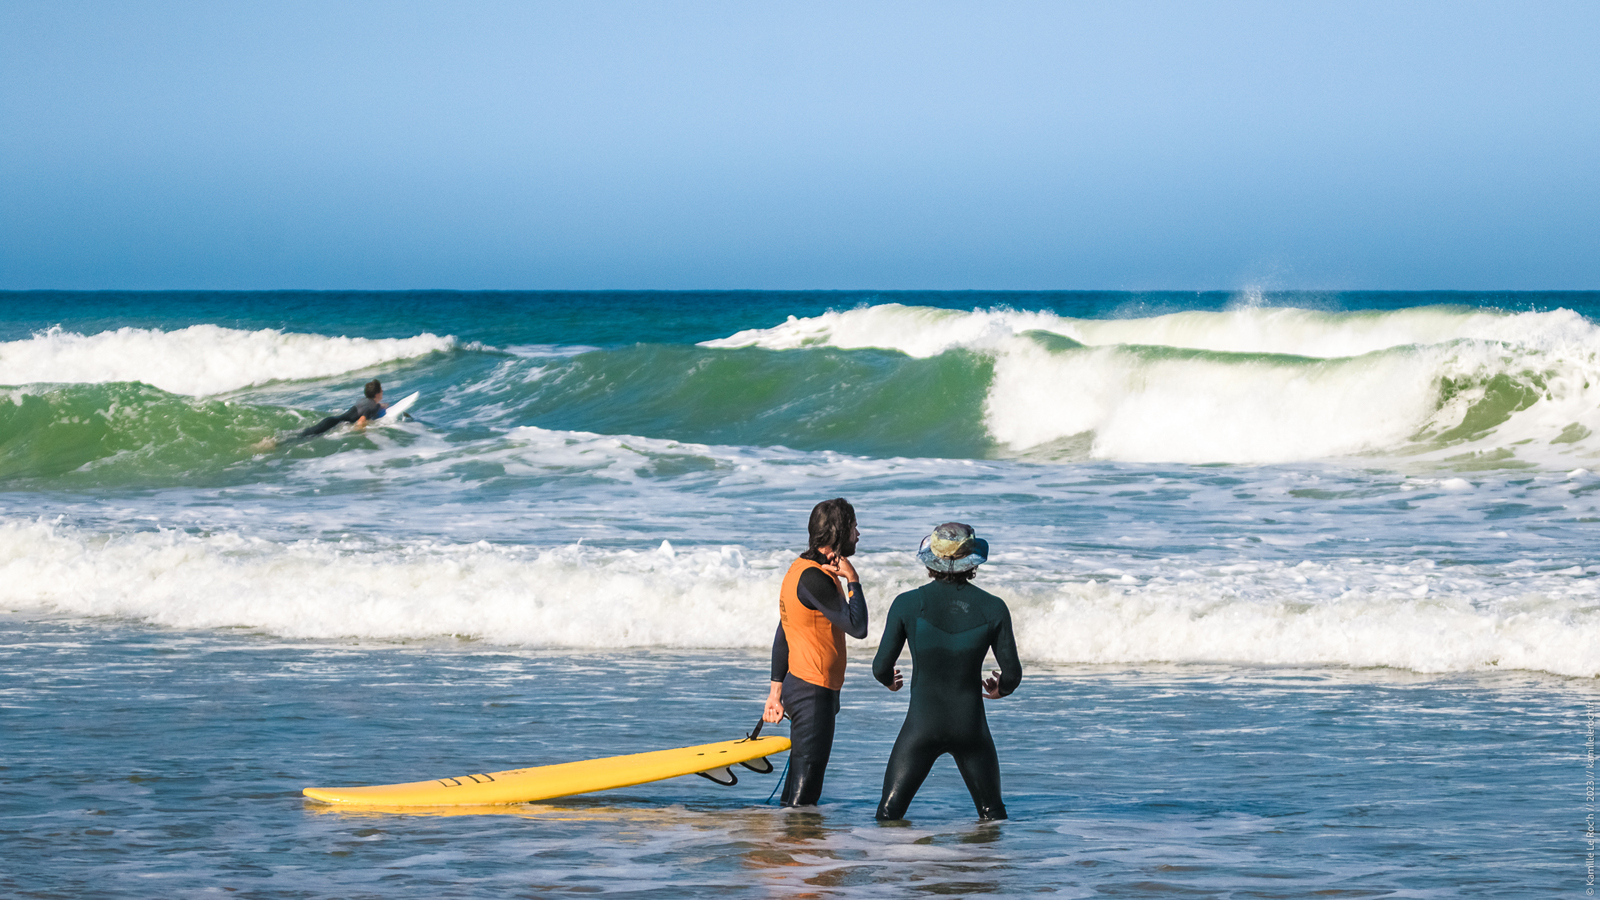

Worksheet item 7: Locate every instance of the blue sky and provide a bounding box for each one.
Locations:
[2,1,1596,290]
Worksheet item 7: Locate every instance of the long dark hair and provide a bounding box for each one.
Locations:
[806,498,856,557]
[927,568,977,584]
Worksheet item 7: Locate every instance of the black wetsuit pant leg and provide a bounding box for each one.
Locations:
[299,415,346,437]
[780,674,839,807]
[952,738,1006,820]
[300,400,374,438]
[877,727,1007,821]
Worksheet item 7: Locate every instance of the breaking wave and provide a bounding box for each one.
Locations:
[8,304,1600,468]
[3,520,1594,677]
[0,325,456,395]
[710,304,1600,465]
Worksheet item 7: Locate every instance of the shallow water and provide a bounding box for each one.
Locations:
[4,290,1600,897]
[4,617,1591,898]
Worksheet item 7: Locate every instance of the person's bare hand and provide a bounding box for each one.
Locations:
[763,682,785,722]
[832,553,858,583]
[820,546,858,582]
[887,667,903,692]
[982,669,1004,699]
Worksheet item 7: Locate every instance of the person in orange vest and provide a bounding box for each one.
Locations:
[761,497,869,806]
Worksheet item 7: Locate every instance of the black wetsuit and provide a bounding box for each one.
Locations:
[299,397,383,438]
[872,579,1021,821]
[771,553,867,806]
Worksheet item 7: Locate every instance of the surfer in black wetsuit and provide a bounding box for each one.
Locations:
[762,498,869,807]
[297,379,387,438]
[872,522,1021,821]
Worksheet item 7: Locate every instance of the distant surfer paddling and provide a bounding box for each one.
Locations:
[873,522,1021,821]
[762,498,868,807]
[296,379,387,439]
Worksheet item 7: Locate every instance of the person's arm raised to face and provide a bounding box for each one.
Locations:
[797,567,868,639]
[818,523,860,583]
[810,532,867,638]
[825,550,858,584]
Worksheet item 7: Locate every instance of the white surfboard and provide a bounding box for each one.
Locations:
[375,391,419,426]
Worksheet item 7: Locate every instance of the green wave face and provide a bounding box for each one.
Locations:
[973,328,1600,465]
[7,306,1600,487]
[1425,373,1546,444]
[0,383,308,486]
[520,345,997,458]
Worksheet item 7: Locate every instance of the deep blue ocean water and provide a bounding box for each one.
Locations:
[2,290,1597,897]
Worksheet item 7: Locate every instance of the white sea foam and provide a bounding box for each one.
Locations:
[0,325,456,395]
[985,336,1600,464]
[501,343,602,359]
[0,520,777,648]
[706,305,1064,357]
[706,303,1600,359]
[1000,561,1600,678]
[709,304,1600,464]
[982,342,1441,461]
[4,520,1594,677]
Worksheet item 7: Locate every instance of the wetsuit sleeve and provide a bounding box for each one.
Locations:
[872,597,908,688]
[794,568,828,610]
[992,604,1022,697]
[840,582,868,638]
[796,569,868,639]
[770,624,789,682]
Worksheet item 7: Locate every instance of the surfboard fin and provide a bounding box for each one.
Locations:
[696,766,738,786]
[738,756,773,774]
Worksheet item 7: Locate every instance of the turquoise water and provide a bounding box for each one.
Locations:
[3,291,1598,896]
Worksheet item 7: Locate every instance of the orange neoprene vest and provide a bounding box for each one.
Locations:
[779,557,847,691]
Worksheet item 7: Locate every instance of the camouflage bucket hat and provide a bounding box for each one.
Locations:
[915,522,989,573]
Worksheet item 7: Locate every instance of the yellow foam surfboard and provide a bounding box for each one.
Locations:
[303,735,790,807]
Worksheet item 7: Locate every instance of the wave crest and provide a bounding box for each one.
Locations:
[711,304,1600,464]
[705,302,1598,358]
[0,325,456,395]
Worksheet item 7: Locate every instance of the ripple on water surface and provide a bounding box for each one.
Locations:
[1,617,1589,898]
